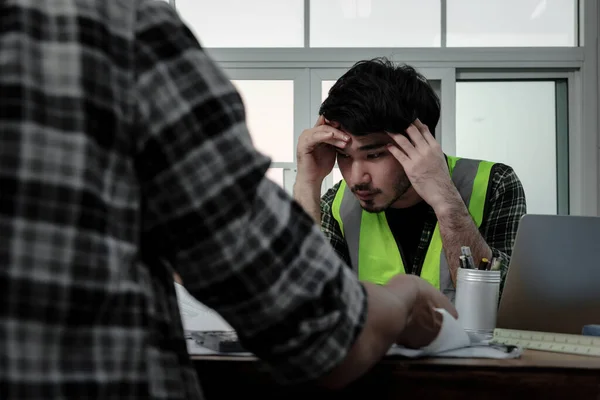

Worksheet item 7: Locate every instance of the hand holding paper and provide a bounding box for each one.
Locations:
[389,308,522,359]
[418,308,471,353]
[387,275,458,349]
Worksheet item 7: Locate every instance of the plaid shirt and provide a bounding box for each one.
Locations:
[0,1,366,399]
[321,163,527,294]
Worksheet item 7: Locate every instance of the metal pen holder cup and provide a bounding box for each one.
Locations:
[454,268,501,339]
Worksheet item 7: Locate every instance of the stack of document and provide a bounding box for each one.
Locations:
[175,283,522,359]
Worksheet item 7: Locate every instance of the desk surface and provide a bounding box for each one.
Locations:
[192,350,600,400]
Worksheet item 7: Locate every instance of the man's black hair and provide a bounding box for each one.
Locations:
[319,57,441,137]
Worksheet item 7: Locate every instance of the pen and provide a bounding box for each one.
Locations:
[459,255,468,269]
[461,246,475,269]
[478,257,489,270]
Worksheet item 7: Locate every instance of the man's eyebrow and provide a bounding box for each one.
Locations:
[358,143,387,151]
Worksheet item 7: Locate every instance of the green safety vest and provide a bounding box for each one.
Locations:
[331,156,494,302]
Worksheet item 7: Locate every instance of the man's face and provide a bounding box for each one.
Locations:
[335,131,411,213]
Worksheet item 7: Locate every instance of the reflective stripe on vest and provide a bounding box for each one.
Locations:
[331,156,494,302]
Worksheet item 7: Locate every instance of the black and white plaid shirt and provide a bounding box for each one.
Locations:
[0,1,367,398]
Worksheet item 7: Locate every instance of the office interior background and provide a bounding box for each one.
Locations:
[162,0,599,217]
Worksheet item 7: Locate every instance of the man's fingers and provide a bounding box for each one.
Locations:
[301,129,350,152]
[395,317,440,349]
[413,118,427,133]
[443,299,458,319]
[432,290,458,319]
[387,132,417,159]
[387,144,409,164]
[312,133,349,149]
[321,139,349,149]
[449,305,458,319]
[437,287,458,318]
[413,118,437,145]
[314,114,326,128]
[325,119,341,129]
[311,127,350,144]
[405,123,428,149]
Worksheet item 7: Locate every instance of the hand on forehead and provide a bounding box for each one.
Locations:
[324,118,341,129]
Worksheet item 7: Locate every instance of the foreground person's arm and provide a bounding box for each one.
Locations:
[133,1,454,388]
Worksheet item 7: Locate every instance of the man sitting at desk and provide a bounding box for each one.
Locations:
[293,58,527,301]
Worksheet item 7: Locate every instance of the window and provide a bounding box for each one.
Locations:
[322,80,335,103]
[171,0,578,49]
[332,168,343,185]
[447,0,577,47]
[455,81,566,215]
[266,168,285,189]
[231,80,295,163]
[310,0,441,47]
[175,0,304,47]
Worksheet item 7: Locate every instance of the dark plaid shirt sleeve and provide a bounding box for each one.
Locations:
[134,2,366,384]
[480,164,527,293]
[321,182,352,266]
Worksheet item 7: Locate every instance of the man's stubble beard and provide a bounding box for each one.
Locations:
[362,176,412,213]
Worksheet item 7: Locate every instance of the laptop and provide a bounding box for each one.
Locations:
[496,214,600,335]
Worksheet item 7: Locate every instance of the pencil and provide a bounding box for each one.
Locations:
[478,257,490,270]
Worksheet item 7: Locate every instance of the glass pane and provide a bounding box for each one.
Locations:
[231,80,294,162]
[310,0,441,47]
[333,168,343,184]
[175,0,304,47]
[447,0,577,47]
[322,80,335,102]
[456,81,557,214]
[266,168,284,189]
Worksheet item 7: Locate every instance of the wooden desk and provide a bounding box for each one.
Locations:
[192,350,600,399]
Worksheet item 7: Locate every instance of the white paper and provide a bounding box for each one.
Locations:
[387,308,523,359]
[174,283,253,356]
[174,283,233,333]
[176,286,522,359]
[420,308,472,353]
[185,337,219,355]
[184,336,252,356]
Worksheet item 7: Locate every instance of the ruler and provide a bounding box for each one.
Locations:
[491,328,600,357]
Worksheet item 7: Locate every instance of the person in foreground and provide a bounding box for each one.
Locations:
[0,1,456,398]
[294,58,527,302]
